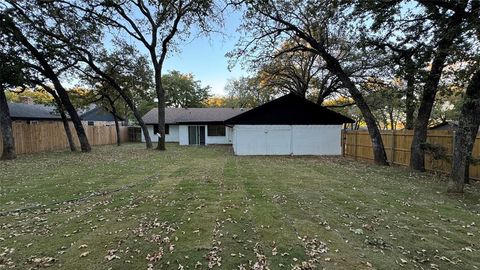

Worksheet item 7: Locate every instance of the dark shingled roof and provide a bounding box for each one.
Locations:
[225,93,355,125]
[8,103,62,121]
[142,107,249,124]
[80,107,124,122]
[429,121,459,131]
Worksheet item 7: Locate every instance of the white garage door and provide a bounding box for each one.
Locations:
[266,126,291,155]
[233,127,267,155]
[233,125,342,156]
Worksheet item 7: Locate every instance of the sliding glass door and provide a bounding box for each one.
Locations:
[188,126,205,145]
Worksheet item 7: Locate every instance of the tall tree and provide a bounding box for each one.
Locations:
[249,40,343,105]
[37,84,77,152]
[224,76,275,108]
[79,44,155,149]
[1,2,92,152]
[356,0,474,170]
[231,0,389,165]
[410,2,467,171]
[447,0,480,192]
[163,70,211,108]
[0,37,26,160]
[89,0,217,150]
[448,67,480,193]
[354,1,430,131]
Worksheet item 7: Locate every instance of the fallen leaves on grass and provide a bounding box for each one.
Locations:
[146,248,164,262]
[292,236,328,269]
[80,251,90,258]
[252,243,269,270]
[104,249,120,261]
[28,256,57,268]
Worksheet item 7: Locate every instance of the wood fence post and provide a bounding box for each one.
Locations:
[341,129,345,157]
[354,131,358,160]
[391,130,396,165]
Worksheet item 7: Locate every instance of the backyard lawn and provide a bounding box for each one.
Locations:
[0,143,479,269]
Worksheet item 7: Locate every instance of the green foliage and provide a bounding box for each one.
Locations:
[163,70,210,108]
[5,88,54,105]
[223,76,275,108]
[0,35,27,90]
[82,44,155,122]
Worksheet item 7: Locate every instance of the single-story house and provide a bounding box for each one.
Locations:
[7,102,62,124]
[141,107,248,145]
[225,93,354,155]
[142,93,354,155]
[80,107,125,126]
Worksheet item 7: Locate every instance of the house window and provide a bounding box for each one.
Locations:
[88,121,95,126]
[153,124,169,135]
[208,125,225,136]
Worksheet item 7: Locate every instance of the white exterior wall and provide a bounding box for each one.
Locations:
[141,124,179,143]
[179,125,189,145]
[206,126,233,145]
[233,125,342,156]
[178,125,233,145]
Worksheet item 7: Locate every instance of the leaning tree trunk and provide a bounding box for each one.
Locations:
[319,50,388,165]
[79,55,153,149]
[448,68,480,193]
[3,14,91,152]
[59,106,76,152]
[109,105,121,147]
[410,14,463,171]
[45,87,76,152]
[0,89,16,160]
[52,79,91,152]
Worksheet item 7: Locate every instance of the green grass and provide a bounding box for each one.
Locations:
[0,143,479,269]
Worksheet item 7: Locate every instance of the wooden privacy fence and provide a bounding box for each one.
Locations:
[0,122,128,155]
[343,130,480,181]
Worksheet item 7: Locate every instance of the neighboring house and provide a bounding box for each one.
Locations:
[141,107,248,145]
[142,93,354,155]
[8,102,62,124]
[429,120,480,132]
[225,93,354,155]
[429,121,458,131]
[80,107,125,126]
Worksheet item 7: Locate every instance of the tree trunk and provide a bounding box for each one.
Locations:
[3,14,91,152]
[80,57,152,149]
[111,106,121,146]
[104,96,121,146]
[114,114,121,146]
[389,110,395,130]
[52,80,91,152]
[59,105,76,152]
[0,89,16,160]
[155,68,166,151]
[463,129,478,185]
[448,68,480,193]
[319,50,388,165]
[410,14,463,171]
[404,59,416,130]
[47,89,76,152]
